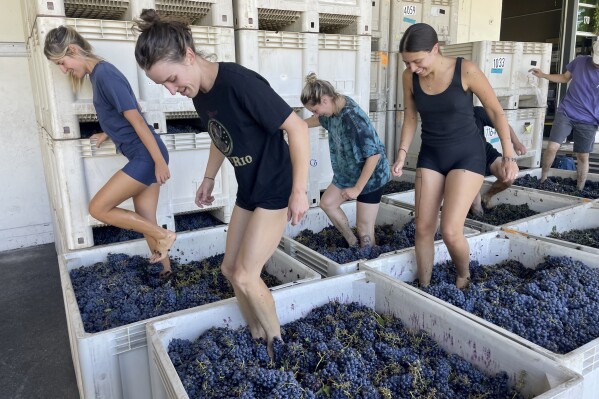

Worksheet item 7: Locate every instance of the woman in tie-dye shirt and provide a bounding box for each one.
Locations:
[302,73,391,247]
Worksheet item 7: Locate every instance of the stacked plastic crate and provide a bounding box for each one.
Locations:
[23,0,238,253]
[387,0,458,164]
[232,0,371,206]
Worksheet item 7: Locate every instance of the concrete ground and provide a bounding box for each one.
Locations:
[0,243,79,398]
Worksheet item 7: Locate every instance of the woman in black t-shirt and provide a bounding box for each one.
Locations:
[134,10,310,356]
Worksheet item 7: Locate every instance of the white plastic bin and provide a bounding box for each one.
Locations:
[146,270,583,399]
[381,168,416,203]
[389,0,424,52]
[127,0,233,26]
[371,0,390,51]
[422,0,458,44]
[368,110,386,143]
[441,41,521,109]
[360,230,599,399]
[516,42,552,108]
[509,168,599,201]
[370,50,389,111]
[232,0,371,34]
[280,201,477,276]
[504,202,599,256]
[383,182,586,232]
[39,128,237,249]
[59,227,321,399]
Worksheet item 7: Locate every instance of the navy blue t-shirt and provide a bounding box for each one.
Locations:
[90,61,157,151]
[192,63,294,206]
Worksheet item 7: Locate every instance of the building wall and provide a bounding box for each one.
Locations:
[0,0,54,251]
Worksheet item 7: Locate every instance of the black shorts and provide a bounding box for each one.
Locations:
[417,138,486,176]
[357,185,385,204]
[235,195,289,211]
[484,142,502,176]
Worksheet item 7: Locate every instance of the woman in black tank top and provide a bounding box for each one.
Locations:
[391,24,519,289]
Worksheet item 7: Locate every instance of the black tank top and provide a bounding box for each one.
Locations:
[413,57,481,146]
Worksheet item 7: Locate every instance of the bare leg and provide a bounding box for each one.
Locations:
[224,207,288,357]
[355,201,380,247]
[133,183,171,276]
[482,157,512,208]
[319,184,358,246]
[576,152,589,190]
[220,205,266,340]
[540,141,561,183]
[414,168,445,287]
[89,171,176,263]
[442,170,484,288]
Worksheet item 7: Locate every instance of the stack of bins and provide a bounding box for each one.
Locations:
[369,0,390,146]
[401,40,551,169]
[388,0,458,164]
[23,1,238,253]
[232,0,371,207]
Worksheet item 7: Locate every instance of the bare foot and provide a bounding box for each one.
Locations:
[150,231,177,263]
[456,275,471,290]
[159,268,172,280]
[481,194,493,209]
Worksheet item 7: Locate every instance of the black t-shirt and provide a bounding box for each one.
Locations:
[192,62,293,205]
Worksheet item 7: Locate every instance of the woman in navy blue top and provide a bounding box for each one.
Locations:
[44,26,176,272]
[392,24,519,289]
[301,74,391,248]
[134,10,310,357]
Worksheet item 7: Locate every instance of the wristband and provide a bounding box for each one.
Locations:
[501,157,517,162]
[204,176,215,180]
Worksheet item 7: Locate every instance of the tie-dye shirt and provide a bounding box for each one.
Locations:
[319,96,391,194]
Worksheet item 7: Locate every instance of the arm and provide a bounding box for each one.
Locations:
[304,114,321,128]
[509,125,527,156]
[529,68,572,84]
[392,69,418,176]
[195,141,226,208]
[462,59,518,181]
[342,154,381,200]
[283,112,310,225]
[123,109,170,184]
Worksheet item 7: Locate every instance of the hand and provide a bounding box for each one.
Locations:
[341,187,361,201]
[528,68,544,79]
[501,158,519,183]
[195,178,215,208]
[287,191,309,226]
[89,132,108,148]
[155,162,170,185]
[392,158,405,177]
[513,142,527,156]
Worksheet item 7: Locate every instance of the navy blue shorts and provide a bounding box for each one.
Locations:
[120,137,169,186]
[417,137,486,177]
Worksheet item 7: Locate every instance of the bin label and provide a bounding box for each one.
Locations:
[403,5,417,15]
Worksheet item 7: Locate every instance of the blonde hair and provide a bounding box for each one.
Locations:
[300,73,340,106]
[43,25,101,91]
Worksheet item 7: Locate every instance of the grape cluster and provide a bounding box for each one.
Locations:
[549,227,599,249]
[383,181,415,195]
[413,256,599,354]
[70,253,282,333]
[93,225,144,246]
[169,302,524,398]
[293,221,440,264]
[174,211,224,232]
[514,175,599,199]
[467,203,538,225]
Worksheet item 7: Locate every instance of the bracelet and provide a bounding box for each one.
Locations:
[204,176,215,181]
[501,156,517,162]
[399,148,407,154]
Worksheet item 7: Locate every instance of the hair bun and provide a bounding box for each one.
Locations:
[305,72,318,84]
